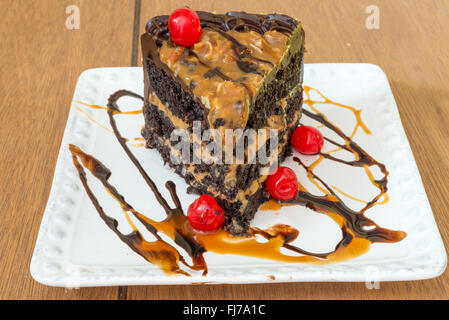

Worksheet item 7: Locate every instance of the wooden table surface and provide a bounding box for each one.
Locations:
[1,0,448,300]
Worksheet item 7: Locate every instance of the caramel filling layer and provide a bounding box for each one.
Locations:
[159,29,289,130]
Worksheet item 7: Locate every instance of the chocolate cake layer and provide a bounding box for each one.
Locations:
[143,84,302,192]
[142,84,303,234]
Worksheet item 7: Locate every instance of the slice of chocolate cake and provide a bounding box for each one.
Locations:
[141,11,305,235]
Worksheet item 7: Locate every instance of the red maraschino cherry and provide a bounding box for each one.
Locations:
[168,8,203,47]
[265,167,299,201]
[187,194,225,232]
[291,125,324,155]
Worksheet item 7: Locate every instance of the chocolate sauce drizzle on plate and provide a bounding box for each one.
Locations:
[69,87,406,276]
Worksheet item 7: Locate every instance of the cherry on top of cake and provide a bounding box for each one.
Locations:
[145,11,298,130]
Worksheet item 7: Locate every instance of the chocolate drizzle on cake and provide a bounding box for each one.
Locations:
[145,11,302,131]
[146,12,297,46]
[68,88,406,276]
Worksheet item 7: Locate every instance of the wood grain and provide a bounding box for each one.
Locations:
[1,0,448,299]
[0,0,135,299]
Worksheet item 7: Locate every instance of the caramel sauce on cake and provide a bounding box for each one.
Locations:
[159,29,289,129]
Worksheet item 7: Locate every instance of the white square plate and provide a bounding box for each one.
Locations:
[30,64,447,287]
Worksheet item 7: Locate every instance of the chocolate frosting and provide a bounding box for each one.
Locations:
[146,11,298,46]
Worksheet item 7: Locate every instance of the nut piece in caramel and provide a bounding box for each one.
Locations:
[208,81,250,129]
